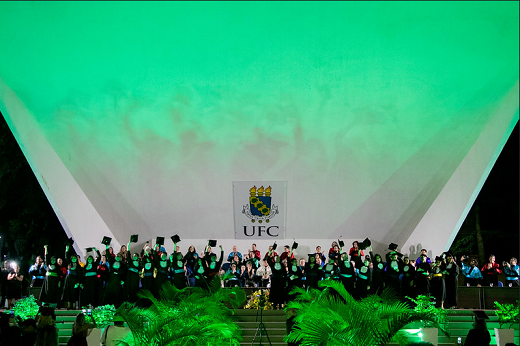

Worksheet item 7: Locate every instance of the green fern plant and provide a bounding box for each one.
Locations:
[116,279,246,346]
[495,301,520,329]
[286,281,449,346]
[12,295,39,321]
[406,294,448,330]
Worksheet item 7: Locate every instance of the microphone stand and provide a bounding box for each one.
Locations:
[252,291,272,346]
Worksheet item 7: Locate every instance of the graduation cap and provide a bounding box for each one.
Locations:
[338,239,345,248]
[272,242,278,250]
[101,236,112,246]
[359,238,371,250]
[473,310,489,320]
[208,239,217,247]
[85,247,93,253]
[156,237,165,246]
[435,256,443,262]
[130,234,139,243]
[113,315,125,322]
[38,306,55,317]
[291,241,298,250]
[388,243,398,251]
[171,234,181,243]
[66,237,74,246]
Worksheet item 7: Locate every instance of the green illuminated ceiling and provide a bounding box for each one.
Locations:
[0,2,518,253]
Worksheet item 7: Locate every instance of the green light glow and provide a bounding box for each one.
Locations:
[0,2,518,250]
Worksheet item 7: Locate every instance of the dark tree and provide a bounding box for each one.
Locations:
[0,111,67,267]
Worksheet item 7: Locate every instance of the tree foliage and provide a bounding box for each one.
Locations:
[0,113,67,262]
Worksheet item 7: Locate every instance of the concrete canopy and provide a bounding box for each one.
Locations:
[0,2,518,257]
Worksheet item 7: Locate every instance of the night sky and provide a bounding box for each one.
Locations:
[452,122,518,261]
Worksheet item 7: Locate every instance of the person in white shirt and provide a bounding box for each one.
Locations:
[100,315,132,346]
[256,260,272,287]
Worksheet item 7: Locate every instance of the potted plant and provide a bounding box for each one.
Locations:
[245,289,273,310]
[12,295,40,321]
[407,295,449,346]
[115,279,245,345]
[494,301,519,346]
[285,281,449,346]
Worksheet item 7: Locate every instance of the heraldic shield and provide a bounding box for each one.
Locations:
[250,186,271,216]
[242,185,278,223]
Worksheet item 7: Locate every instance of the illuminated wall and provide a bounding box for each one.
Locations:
[0,2,518,257]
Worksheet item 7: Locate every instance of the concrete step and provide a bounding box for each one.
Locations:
[31,307,520,346]
[241,334,286,343]
[241,327,286,336]
[237,321,286,329]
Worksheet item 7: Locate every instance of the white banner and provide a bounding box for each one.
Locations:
[233,181,286,239]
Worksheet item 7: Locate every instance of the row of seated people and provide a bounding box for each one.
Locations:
[2,238,518,310]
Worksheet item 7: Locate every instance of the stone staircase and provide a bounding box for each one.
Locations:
[54,309,76,346]
[391,309,520,346]
[232,309,287,346]
[38,308,520,346]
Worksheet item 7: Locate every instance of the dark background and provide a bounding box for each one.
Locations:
[0,111,518,269]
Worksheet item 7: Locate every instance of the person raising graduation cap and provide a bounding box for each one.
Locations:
[349,241,364,268]
[415,248,431,265]
[464,311,491,346]
[266,249,287,309]
[280,245,295,262]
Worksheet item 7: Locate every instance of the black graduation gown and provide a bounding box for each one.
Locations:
[286,264,304,295]
[83,251,101,307]
[371,261,386,295]
[62,256,84,305]
[304,262,322,289]
[141,256,155,293]
[355,264,370,299]
[268,258,287,305]
[103,259,126,307]
[125,259,141,302]
[338,260,356,296]
[169,255,187,290]
[385,259,402,295]
[401,264,416,300]
[415,261,431,296]
[154,257,169,297]
[444,261,459,308]
[430,264,446,308]
[40,255,62,305]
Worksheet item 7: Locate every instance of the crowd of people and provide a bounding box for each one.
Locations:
[0,238,518,311]
[0,304,131,346]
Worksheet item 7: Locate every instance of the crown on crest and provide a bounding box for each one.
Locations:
[249,186,272,197]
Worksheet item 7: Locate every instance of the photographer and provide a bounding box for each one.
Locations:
[503,257,519,287]
[460,256,482,287]
[481,254,501,287]
[28,256,46,288]
[1,260,10,309]
[67,311,96,346]
[7,263,24,309]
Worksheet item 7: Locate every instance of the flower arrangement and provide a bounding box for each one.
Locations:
[407,295,448,329]
[494,301,519,329]
[85,304,116,328]
[245,289,273,310]
[12,296,39,321]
